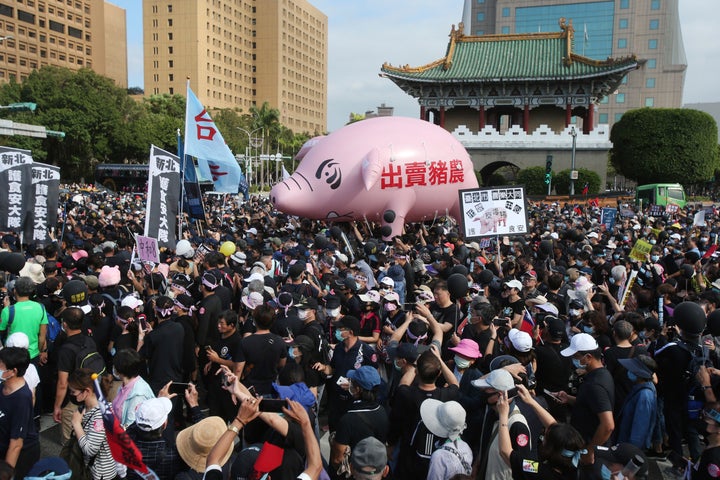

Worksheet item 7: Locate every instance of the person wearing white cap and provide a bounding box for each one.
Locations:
[554,333,614,465]
[501,279,525,328]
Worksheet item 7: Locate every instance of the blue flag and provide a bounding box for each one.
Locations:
[184,84,245,193]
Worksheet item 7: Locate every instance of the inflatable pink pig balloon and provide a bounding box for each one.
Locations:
[271,116,478,239]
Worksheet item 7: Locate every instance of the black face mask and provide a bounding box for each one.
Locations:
[69,395,82,406]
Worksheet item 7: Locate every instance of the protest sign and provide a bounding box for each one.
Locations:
[458,186,528,238]
[136,235,160,264]
[629,239,653,262]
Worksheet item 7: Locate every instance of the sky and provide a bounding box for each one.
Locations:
[107,0,720,132]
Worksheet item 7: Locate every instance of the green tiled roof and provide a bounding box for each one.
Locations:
[381,23,637,83]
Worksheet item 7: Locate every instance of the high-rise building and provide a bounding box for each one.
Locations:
[465,0,686,127]
[0,0,127,88]
[143,0,327,134]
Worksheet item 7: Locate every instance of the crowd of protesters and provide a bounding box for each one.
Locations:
[1,186,720,479]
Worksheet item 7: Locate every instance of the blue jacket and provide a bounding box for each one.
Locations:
[617,381,657,449]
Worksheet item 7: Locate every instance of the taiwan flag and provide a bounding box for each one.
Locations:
[582,183,589,195]
[519,308,535,335]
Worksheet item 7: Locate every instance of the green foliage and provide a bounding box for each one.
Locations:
[553,168,601,195]
[516,166,548,195]
[610,108,719,185]
[347,113,365,124]
[0,66,311,181]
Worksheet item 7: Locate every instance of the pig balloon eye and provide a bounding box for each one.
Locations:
[315,158,342,190]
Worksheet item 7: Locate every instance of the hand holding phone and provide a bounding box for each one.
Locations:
[260,398,288,413]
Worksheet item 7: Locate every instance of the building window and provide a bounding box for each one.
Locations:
[68,26,81,39]
[615,113,624,122]
[645,97,655,107]
[168,74,173,81]
[169,87,173,94]
[502,7,510,17]
[651,0,660,10]
[168,46,173,54]
[621,76,628,84]
[476,30,484,35]
[648,39,658,49]
[168,32,172,40]
[620,0,629,8]
[501,26,510,34]
[646,78,656,88]
[49,20,64,33]
[616,93,626,104]
[647,58,657,69]
[168,60,173,67]
[599,113,609,124]
[600,96,609,104]
[476,12,484,21]
[477,0,484,3]
[18,10,35,24]
[168,18,172,27]
[0,5,13,18]
[619,18,628,29]
[649,19,659,30]
[167,4,172,13]
[618,38,627,48]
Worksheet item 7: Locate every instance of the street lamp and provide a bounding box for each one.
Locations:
[569,126,577,196]
[236,126,262,188]
[0,35,13,43]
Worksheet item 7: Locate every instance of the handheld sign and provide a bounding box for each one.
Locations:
[136,235,160,264]
[458,186,529,239]
[629,239,653,262]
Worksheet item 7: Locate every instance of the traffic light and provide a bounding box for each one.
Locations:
[545,155,553,185]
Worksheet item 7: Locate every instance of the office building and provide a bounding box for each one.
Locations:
[0,0,127,87]
[465,0,686,127]
[143,0,327,134]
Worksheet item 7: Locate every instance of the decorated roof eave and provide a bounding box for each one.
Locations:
[380,62,638,86]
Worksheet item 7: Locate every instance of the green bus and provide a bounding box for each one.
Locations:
[635,183,686,209]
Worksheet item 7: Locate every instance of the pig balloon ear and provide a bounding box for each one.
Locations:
[361,148,383,191]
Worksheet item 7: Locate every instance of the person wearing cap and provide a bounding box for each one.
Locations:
[126,394,184,479]
[615,355,658,450]
[414,280,461,361]
[53,307,101,444]
[378,291,405,368]
[314,314,378,433]
[534,316,572,420]
[0,277,49,366]
[358,290,382,348]
[282,261,320,301]
[520,270,540,299]
[203,310,244,422]
[0,346,39,478]
[350,436,389,480]
[500,279,525,328]
[421,399,473,480]
[496,384,587,480]
[555,333,615,464]
[172,294,199,383]
[460,299,500,367]
[331,366,388,476]
[66,368,116,480]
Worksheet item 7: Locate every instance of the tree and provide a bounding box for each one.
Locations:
[610,108,719,185]
[516,166,548,195]
[553,168,601,195]
[247,101,281,152]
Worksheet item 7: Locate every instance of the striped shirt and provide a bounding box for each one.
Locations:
[77,406,117,480]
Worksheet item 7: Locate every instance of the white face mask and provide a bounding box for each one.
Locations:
[327,308,341,318]
[298,309,309,320]
[454,355,472,370]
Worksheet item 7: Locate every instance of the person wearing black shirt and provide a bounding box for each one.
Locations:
[197,271,223,371]
[138,296,185,392]
[556,334,615,465]
[204,310,244,422]
[172,294,198,383]
[534,316,571,422]
[416,280,460,360]
[237,305,287,396]
[331,366,388,476]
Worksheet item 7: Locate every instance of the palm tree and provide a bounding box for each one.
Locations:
[248,101,281,152]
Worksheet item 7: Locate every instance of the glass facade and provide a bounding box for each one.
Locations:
[515,2,614,59]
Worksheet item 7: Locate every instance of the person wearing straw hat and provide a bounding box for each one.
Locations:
[176,416,233,479]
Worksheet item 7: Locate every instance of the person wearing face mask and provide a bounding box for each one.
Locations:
[603,320,648,417]
[0,346,39,479]
[615,355,658,450]
[111,348,155,429]
[691,403,720,480]
[330,366,388,478]
[555,333,615,465]
[357,290,382,348]
[287,335,323,399]
[204,310,244,422]
[312,315,378,434]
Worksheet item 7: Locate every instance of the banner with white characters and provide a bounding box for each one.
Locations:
[458,186,529,238]
[0,147,33,233]
[144,145,181,248]
[24,162,60,244]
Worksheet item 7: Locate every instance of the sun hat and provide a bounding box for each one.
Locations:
[420,399,467,441]
[618,357,654,380]
[448,338,481,359]
[359,290,382,304]
[471,368,515,391]
[176,416,233,472]
[6,332,29,349]
[504,279,522,290]
[26,456,71,480]
[560,333,599,357]
[135,397,172,431]
[383,291,400,304]
[121,295,143,310]
[242,291,265,310]
[535,302,559,315]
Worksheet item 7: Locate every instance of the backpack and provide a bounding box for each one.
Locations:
[69,336,106,376]
[306,322,331,364]
[6,303,62,343]
[409,418,440,468]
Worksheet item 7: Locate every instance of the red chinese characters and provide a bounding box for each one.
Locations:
[379,159,465,189]
[194,109,218,141]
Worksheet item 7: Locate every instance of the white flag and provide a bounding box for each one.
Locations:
[694,210,706,227]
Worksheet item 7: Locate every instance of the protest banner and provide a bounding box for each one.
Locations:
[0,146,33,233]
[24,162,60,244]
[629,239,653,262]
[458,186,529,239]
[136,235,160,264]
[144,145,181,248]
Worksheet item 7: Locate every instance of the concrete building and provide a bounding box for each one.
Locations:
[0,0,127,88]
[143,0,327,134]
[464,0,686,128]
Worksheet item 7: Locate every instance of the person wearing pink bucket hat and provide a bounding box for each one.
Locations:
[448,338,481,382]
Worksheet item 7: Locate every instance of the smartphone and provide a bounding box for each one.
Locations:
[667,450,688,470]
[493,318,508,326]
[247,385,257,397]
[169,382,190,394]
[260,399,288,413]
[506,387,518,399]
[221,373,231,388]
[543,388,561,401]
[336,376,349,386]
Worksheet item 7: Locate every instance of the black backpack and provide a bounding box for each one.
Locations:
[69,336,106,376]
[409,418,440,468]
